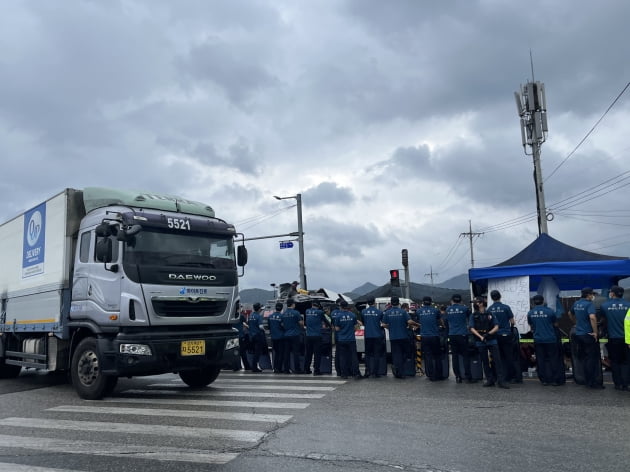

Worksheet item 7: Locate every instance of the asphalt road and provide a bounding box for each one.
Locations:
[0,367,628,472]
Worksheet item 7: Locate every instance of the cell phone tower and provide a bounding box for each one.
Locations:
[515,72,550,235]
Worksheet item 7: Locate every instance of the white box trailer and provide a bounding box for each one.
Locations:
[0,189,83,331]
[0,188,248,399]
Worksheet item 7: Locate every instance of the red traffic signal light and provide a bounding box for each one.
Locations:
[390,269,400,287]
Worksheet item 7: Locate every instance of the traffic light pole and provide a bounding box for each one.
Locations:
[402,249,410,299]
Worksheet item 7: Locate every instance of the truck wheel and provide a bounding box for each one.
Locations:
[0,360,21,379]
[71,337,117,400]
[179,366,221,387]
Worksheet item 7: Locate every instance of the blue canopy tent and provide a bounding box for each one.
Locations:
[469,233,630,294]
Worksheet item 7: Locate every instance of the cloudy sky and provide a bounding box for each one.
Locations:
[2,1,629,293]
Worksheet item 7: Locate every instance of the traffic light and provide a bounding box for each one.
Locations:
[401,249,408,267]
[390,269,400,287]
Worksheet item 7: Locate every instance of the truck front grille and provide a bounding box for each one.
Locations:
[152,299,228,317]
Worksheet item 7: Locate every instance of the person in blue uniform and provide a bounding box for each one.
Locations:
[569,287,603,389]
[382,296,419,378]
[445,294,472,383]
[527,294,563,386]
[236,310,251,371]
[267,302,285,373]
[362,297,385,378]
[330,299,343,376]
[333,300,362,379]
[600,285,630,390]
[304,301,328,375]
[470,297,509,389]
[248,303,267,372]
[281,299,304,374]
[417,296,445,381]
[488,290,516,384]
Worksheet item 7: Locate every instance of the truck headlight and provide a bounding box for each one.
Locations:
[225,338,239,350]
[120,344,152,356]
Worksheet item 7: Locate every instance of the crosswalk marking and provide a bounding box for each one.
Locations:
[208,384,336,391]
[0,464,82,472]
[147,382,336,391]
[212,378,347,385]
[122,388,325,398]
[0,372,344,467]
[109,395,311,408]
[0,417,266,442]
[48,405,292,423]
[0,434,237,465]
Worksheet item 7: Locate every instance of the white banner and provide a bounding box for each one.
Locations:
[487,276,530,335]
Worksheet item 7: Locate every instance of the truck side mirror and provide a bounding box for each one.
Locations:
[237,245,248,267]
[96,238,113,263]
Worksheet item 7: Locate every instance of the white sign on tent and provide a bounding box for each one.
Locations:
[487,276,530,335]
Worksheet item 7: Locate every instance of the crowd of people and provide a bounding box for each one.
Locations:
[236,286,630,391]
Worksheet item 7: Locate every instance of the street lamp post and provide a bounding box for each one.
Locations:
[274,193,307,290]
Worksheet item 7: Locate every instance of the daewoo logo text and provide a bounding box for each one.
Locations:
[168,274,217,281]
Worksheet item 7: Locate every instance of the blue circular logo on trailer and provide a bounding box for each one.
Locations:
[27,211,43,247]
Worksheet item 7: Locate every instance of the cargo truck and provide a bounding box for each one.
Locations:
[0,188,247,399]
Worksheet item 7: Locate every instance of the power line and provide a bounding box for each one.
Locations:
[545,81,630,182]
[236,204,296,231]
[433,235,464,272]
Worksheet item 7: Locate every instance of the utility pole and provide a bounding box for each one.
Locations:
[274,193,307,289]
[461,220,483,268]
[515,66,550,235]
[462,220,483,306]
[424,266,438,286]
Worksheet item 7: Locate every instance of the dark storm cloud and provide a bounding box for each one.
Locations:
[302,182,355,207]
[178,39,279,104]
[0,2,171,147]
[340,0,630,120]
[307,216,386,258]
[193,138,262,175]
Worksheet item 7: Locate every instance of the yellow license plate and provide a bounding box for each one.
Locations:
[180,340,205,356]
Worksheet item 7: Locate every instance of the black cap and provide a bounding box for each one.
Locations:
[452,294,462,303]
[532,294,544,305]
[490,290,501,301]
[473,296,487,307]
[339,300,349,308]
[367,296,375,304]
[312,300,322,307]
[391,296,400,306]
[286,298,295,306]
[422,296,432,304]
[581,287,595,297]
[275,302,283,311]
[610,285,624,297]
[253,302,262,311]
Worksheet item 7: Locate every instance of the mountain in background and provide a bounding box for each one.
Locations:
[240,288,274,305]
[353,281,470,305]
[344,282,379,300]
[436,273,469,290]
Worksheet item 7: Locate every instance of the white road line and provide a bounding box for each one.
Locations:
[48,405,292,423]
[104,396,311,409]
[210,384,336,391]
[0,434,237,465]
[205,378,346,385]
[121,388,325,399]
[0,464,81,472]
[0,418,264,442]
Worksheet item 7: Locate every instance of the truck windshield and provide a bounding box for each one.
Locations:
[124,229,236,269]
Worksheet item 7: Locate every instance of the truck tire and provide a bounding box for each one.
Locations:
[179,366,221,388]
[0,360,21,379]
[71,337,117,400]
